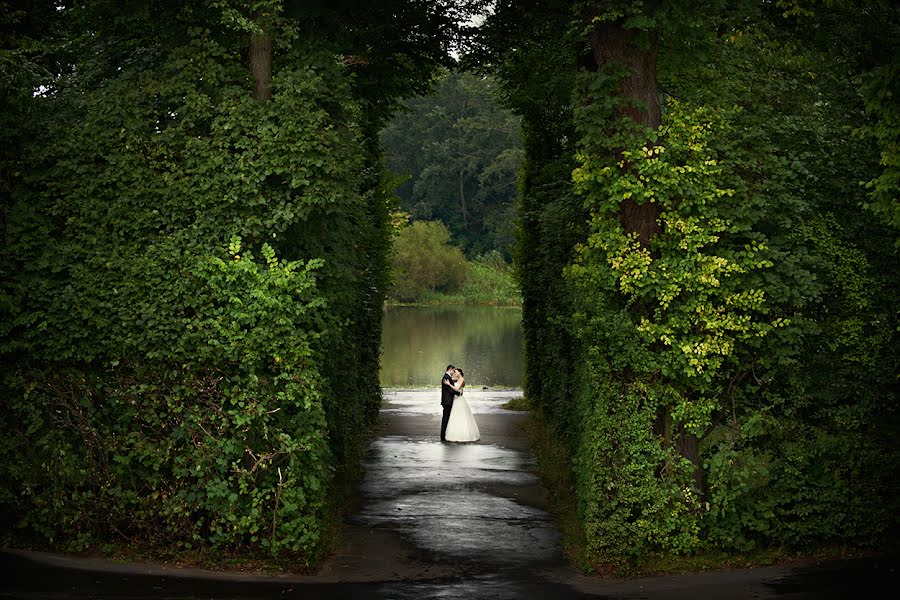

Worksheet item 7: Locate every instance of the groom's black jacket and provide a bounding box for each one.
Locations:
[441,372,460,406]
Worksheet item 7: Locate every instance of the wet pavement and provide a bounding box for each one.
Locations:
[2,389,896,598]
[353,402,561,567]
[308,388,572,589]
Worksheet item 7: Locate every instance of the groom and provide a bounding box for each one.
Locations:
[440,364,460,442]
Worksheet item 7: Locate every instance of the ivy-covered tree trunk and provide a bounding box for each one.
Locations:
[586,16,702,485]
[485,0,898,571]
[0,0,470,563]
[588,20,661,247]
[250,33,273,101]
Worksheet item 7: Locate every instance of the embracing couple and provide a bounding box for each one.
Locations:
[440,365,481,443]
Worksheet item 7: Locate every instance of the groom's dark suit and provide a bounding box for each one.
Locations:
[440,370,460,441]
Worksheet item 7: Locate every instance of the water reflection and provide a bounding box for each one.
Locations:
[380,305,523,388]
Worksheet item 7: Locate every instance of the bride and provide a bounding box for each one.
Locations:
[445,367,480,442]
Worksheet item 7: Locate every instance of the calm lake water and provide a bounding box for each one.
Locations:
[380,305,523,388]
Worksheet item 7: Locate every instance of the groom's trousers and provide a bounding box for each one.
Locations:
[440,403,453,441]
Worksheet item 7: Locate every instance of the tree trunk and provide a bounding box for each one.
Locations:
[588,21,661,249]
[676,433,703,489]
[458,170,469,227]
[588,17,702,489]
[250,34,273,102]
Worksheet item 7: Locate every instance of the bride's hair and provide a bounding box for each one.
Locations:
[456,369,464,377]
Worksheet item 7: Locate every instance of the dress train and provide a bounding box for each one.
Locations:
[445,394,480,442]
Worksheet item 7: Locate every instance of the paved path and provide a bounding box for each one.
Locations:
[1,389,895,598]
[311,388,567,585]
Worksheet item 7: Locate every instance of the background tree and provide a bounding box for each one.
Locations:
[381,70,523,258]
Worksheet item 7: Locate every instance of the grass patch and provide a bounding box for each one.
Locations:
[501,396,531,411]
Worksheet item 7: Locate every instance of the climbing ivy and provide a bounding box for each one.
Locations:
[480,0,898,571]
[0,0,464,562]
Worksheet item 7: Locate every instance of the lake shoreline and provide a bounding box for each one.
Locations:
[384,300,523,308]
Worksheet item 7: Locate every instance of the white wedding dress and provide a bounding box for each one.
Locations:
[445,391,480,442]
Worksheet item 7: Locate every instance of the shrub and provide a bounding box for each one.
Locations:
[457,252,522,306]
[1,241,332,557]
[390,220,467,300]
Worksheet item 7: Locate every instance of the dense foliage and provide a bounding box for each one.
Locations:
[478,0,898,570]
[381,70,523,258]
[2,0,895,573]
[0,0,476,562]
[452,250,522,307]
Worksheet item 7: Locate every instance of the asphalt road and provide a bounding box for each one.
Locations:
[1,389,895,599]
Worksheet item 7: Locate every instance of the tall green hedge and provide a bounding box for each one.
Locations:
[0,0,453,562]
[482,1,899,571]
